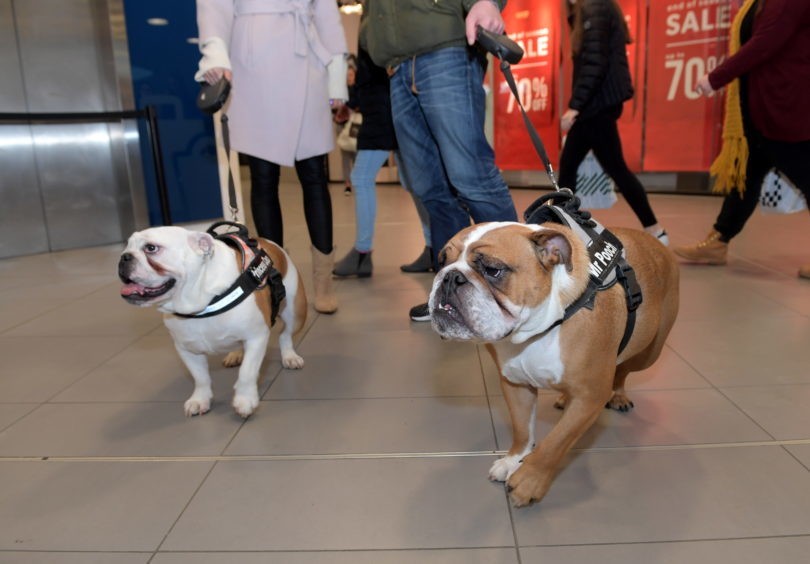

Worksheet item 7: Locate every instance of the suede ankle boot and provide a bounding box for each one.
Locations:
[311,247,338,313]
[673,229,728,265]
[400,246,433,273]
[333,248,373,278]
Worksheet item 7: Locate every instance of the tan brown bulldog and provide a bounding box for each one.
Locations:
[429,221,679,507]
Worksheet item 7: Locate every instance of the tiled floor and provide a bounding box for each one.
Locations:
[1,178,810,563]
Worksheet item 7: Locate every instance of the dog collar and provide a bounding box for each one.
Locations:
[173,222,286,324]
[525,191,643,354]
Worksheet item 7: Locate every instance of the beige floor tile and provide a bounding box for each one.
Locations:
[0,404,37,432]
[0,461,213,551]
[0,336,135,402]
[520,536,810,564]
[667,316,810,387]
[721,384,810,440]
[786,444,810,469]
[0,403,244,457]
[0,554,150,564]
[152,549,518,564]
[225,397,497,455]
[511,446,810,545]
[265,326,487,399]
[162,457,513,551]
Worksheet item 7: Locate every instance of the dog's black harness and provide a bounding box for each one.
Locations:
[524,190,643,355]
[174,221,286,325]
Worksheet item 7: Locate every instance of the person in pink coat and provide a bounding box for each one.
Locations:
[195,0,349,313]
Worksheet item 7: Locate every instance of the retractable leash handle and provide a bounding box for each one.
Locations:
[476,26,562,193]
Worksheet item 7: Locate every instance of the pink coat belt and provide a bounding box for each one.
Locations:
[233,0,332,65]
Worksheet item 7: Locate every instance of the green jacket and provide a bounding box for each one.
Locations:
[360,0,507,68]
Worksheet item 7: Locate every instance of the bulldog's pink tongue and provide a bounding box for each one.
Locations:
[121,283,146,296]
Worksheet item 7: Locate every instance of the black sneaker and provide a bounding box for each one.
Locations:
[409,302,430,322]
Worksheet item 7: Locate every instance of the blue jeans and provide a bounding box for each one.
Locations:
[349,149,389,251]
[349,150,431,252]
[389,47,517,260]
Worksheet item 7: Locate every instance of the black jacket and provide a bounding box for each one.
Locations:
[568,0,634,119]
[349,48,398,151]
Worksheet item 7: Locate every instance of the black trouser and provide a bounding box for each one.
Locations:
[558,105,658,227]
[715,136,810,241]
[246,154,333,254]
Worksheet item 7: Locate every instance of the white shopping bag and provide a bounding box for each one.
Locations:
[759,169,807,214]
[576,151,617,209]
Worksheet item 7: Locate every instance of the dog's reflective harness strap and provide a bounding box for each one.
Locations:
[523,191,642,354]
[174,224,286,325]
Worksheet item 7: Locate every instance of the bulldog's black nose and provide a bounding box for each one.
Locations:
[442,269,468,292]
[118,253,133,282]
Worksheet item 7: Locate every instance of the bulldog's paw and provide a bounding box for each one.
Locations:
[506,464,553,508]
[281,351,304,370]
[222,351,244,368]
[184,395,212,417]
[232,392,259,418]
[489,454,524,482]
[606,392,635,412]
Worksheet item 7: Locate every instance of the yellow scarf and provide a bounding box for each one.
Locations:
[709,0,757,195]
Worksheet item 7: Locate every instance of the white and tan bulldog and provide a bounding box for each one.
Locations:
[118,226,307,418]
[429,221,679,507]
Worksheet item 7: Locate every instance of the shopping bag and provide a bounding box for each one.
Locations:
[336,112,362,152]
[759,169,807,214]
[575,151,617,209]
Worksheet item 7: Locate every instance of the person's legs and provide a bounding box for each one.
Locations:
[246,155,283,245]
[294,154,337,313]
[390,56,470,264]
[713,143,771,241]
[349,149,389,252]
[294,154,333,255]
[557,120,593,192]
[395,150,434,272]
[674,141,771,265]
[588,110,659,228]
[412,47,517,227]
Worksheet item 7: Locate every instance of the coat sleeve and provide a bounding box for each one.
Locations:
[313,0,349,100]
[194,0,234,82]
[568,0,611,112]
[709,0,810,89]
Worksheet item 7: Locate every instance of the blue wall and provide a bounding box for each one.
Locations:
[124,0,222,225]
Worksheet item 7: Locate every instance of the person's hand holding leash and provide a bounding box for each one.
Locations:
[561,109,579,131]
[203,67,232,85]
[466,0,504,45]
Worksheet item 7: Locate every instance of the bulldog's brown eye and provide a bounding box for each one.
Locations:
[484,265,505,279]
[144,243,159,254]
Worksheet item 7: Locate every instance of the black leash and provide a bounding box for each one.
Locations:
[477,27,561,190]
[220,114,239,221]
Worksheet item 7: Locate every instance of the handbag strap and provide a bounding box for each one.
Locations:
[220,114,239,221]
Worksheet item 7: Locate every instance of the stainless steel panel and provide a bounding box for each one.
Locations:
[33,122,123,250]
[0,0,49,258]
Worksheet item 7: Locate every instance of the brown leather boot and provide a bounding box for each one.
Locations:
[799,264,810,280]
[311,247,338,313]
[672,229,728,265]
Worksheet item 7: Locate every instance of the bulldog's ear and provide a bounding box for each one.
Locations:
[531,230,573,272]
[188,232,215,258]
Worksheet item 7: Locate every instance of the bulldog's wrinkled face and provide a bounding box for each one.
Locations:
[118,226,213,307]
[428,222,588,344]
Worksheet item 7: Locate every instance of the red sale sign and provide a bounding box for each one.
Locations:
[644,0,742,171]
[494,0,561,171]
